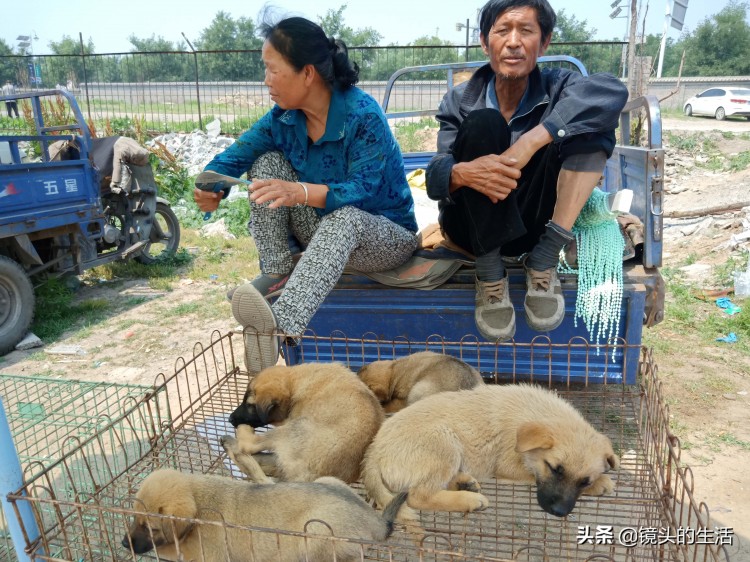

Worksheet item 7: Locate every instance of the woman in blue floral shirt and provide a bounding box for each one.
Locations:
[194,16,417,373]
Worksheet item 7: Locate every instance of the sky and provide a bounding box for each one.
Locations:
[0,0,736,55]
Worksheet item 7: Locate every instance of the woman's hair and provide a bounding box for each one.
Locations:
[258,15,359,89]
[478,0,556,44]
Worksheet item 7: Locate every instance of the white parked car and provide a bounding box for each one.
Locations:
[683,87,750,121]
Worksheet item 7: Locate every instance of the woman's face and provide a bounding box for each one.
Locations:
[262,41,307,110]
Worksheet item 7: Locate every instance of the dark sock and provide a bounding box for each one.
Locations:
[475,247,505,281]
[526,221,574,271]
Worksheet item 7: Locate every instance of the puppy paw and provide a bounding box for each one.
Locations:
[219,435,238,453]
[467,492,491,512]
[583,474,615,496]
[235,424,263,452]
[448,473,481,493]
[235,424,256,439]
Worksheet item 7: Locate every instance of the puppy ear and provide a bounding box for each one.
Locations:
[361,362,393,402]
[606,452,620,470]
[159,488,197,543]
[257,397,290,425]
[161,516,195,544]
[601,436,620,470]
[607,454,620,470]
[515,422,555,453]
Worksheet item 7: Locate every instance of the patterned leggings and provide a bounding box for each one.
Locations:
[249,152,417,335]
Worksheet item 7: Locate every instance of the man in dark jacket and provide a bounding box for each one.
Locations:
[426,0,628,341]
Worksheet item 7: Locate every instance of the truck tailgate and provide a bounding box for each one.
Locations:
[0,160,101,238]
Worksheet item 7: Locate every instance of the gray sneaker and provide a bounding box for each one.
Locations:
[231,284,280,373]
[474,277,516,341]
[524,266,565,332]
[227,273,290,302]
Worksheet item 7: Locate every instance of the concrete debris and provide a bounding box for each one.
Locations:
[148,131,235,176]
[678,263,712,284]
[668,183,688,194]
[679,217,713,237]
[200,218,236,240]
[47,344,87,356]
[729,230,750,246]
[206,119,222,138]
[15,332,44,351]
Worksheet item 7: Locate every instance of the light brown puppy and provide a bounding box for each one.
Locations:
[357,351,483,413]
[122,468,406,562]
[224,362,384,483]
[362,384,618,523]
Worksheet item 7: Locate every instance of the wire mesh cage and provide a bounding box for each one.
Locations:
[0,374,157,562]
[5,331,731,562]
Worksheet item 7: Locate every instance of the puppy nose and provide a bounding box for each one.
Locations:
[547,504,572,518]
[122,536,131,549]
[228,412,240,427]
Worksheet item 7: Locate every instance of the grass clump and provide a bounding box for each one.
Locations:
[32,278,110,342]
[394,118,438,153]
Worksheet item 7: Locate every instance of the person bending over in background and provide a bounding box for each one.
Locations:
[426,0,628,341]
[194,15,417,373]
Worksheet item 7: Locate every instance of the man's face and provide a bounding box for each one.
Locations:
[480,6,551,81]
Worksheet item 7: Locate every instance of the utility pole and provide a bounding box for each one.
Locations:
[626,0,638,99]
[464,19,470,62]
[657,0,671,78]
[657,0,689,77]
[456,19,479,62]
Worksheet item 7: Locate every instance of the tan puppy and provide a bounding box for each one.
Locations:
[225,362,384,483]
[358,351,483,413]
[362,384,618,522]
[122,468,406,562]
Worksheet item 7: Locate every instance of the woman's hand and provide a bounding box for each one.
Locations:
[193,188,223,212]
[250,179,304,209]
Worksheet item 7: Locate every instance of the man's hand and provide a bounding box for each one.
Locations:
[450,154,522,203]
[449,124,553,203]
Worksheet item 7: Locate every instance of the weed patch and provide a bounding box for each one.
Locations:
[32,279,111,342]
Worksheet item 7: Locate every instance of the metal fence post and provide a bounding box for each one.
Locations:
[0,396,44,562]
[182,33,203,130]
[79,32,92,124]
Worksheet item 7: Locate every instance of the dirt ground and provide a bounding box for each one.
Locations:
[1,115,749,560]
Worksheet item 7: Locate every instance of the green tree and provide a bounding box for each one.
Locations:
[317,5,382,47]
[366,35,461,81]
[41,35,95,89]
[196,11,264,81]
[546,10,621,74]
[318,5,382,78]
[680,1,750,76]
[128,35,186,53]
[126,35,191,81]
[552,10,596,42]
[0,38,20,85]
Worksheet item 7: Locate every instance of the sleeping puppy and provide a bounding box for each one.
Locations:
[224,362,384,483]
[357,351,483,413]
[122,468,407,562]
[362,384,619,524]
